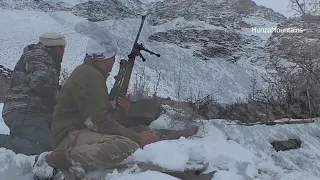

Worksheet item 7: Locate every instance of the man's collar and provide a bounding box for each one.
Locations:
[83,58,110,79]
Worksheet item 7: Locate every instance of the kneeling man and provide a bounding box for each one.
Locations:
[33,36,156,179]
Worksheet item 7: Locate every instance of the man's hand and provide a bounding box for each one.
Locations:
[117,95,131,112]
[139,131,157,148]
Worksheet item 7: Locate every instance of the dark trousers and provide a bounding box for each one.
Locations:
[0,111,53,155]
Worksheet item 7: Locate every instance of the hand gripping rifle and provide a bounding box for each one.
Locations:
[109,15,160,122]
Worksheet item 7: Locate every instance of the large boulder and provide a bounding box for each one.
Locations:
[271,139,302,152]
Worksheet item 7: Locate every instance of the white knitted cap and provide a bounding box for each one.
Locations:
[39,32,67,47]
[85,38,117,60]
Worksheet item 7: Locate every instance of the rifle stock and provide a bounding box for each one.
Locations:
[109,15,160,122]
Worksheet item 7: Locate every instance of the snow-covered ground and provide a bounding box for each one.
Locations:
[0,102,320,180]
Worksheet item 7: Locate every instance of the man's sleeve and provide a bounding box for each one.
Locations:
[25,52,55,97]
[71,72,141,144]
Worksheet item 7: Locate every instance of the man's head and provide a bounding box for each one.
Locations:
[85,38,118,73]
[39,32,67,64]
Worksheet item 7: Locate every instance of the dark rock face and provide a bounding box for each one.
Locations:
[271,139,302,152]
[145,0,286,62]
[147,0,241,27]
[71,0,139,21]
[0,0,143,21]
[0,0,68,11]
[149,29,244,61]
[147,0,286,26]
[149,29,241,45]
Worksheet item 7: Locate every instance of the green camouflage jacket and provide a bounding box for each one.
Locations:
[3,43,61,116]
[51,59,140,147]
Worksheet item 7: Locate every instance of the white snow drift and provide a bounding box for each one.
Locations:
[0,106,320,180]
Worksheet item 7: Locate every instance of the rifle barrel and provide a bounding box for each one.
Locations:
[130,15,147,54]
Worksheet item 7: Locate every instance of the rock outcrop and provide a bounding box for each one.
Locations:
[266,15,320,62]
[146,0,286,62]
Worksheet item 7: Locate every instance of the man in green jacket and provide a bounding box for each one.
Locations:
[33,31,198,179]
[33,35,156,179]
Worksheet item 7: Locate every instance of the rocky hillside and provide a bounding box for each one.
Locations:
[0,0,68,11]
[0,0,286,24]
[147,0,286,62]
[266,15,320,63]
[0,0,145,20]
[71,0,144,21]
[147,0,285,26]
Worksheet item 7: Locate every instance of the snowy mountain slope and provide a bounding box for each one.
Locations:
[0,0,68,11]
[0,9,271,103]
[1,105,320,180]
[0,0,145,21]
[1,1,319,180]
[0,0,291,103]
[0,10,88,72]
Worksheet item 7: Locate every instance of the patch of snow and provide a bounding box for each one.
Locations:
[130,119,320,179]
[138,0,163,4]
[274,118,314,122]
[42,0,104,7]
[0,148,35,179]
[213,170,245,180]
[32,151,55,179]
[149,114,172,130]
[241,16,279,42]
[106,168,179,180]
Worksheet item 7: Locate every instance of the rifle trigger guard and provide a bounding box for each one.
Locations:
[139,54,146,61]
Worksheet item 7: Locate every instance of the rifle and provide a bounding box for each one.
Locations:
[109,15,160,122]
